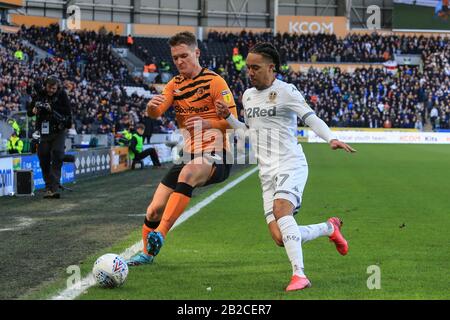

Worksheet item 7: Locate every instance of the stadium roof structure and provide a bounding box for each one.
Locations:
[0,0,23,9]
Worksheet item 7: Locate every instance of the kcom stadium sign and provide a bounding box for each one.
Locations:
[276,16,348,37]
[289,21,333,34]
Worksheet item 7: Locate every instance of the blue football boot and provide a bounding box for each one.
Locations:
[147,231,164,256]
[126,252,154,266]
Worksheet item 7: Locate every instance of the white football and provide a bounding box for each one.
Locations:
[92,253,129,288]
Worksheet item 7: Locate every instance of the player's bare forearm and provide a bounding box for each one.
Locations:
[147,94,170,118]
[146,104,164,118]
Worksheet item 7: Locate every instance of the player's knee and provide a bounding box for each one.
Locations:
[273,207,289,220]
[273,200,294,220]
[146,203,164,220]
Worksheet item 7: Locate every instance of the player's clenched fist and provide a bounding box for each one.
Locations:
[146,94,166,115]
[215,100,231,119]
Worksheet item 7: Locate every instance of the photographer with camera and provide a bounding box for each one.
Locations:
[27,76,72,199]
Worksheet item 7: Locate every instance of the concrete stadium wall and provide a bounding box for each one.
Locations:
[133,23,195,37]
[204,26,272,34]
[10,14,59,27]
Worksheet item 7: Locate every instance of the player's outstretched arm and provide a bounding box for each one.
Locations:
[215,100,248,130]
[304,114,356,153]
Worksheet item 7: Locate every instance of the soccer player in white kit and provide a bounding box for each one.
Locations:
[216,43,356,291]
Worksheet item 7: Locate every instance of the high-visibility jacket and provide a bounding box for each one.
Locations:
[129,133,143,160]
[236,59,246,72]
[7,136,23,154]
[232,54,243,65]
[8,119,20,136]
[14,50,24,60]
[127,36,134,45]
[118,130,132,146]
[281,64,289,73]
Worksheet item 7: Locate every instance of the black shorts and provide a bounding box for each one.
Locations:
[161,151,232,190]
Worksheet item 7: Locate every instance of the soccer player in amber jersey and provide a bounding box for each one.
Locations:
[127,31,238,266]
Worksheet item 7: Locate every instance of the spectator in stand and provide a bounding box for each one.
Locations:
[127,34,134,48]
[430,105,439,130]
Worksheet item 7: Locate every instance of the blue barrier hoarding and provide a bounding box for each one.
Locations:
[20,154,75,190]
[0,157,14,196]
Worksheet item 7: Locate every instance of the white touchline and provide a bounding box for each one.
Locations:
[0,217,35,232]
[51,166,258,300]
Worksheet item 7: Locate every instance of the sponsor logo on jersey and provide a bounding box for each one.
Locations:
[221,90,233,104]
[245,106,276,119]
[175,105,210,114]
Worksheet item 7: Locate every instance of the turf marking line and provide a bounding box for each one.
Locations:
[0,217,35,232]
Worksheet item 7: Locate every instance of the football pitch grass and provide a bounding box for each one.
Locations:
[13,144,450,299]
[7,144,450,300]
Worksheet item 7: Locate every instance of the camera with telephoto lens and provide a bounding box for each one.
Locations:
[35,101,52,113]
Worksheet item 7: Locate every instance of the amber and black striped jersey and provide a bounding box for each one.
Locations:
[147,68,238,153]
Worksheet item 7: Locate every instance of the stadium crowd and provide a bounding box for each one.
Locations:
[206,30,447,63]
[0,26,176,137]
[203,31,450,129]
[1,26,449,136]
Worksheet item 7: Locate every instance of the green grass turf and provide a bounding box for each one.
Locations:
[76,144,450,300]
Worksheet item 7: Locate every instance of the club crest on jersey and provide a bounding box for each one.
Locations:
[222,90,232,104]
[196,87,205,97]
[268,91,277,103]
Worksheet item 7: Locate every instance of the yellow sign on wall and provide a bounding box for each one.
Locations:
[110,146,130,174]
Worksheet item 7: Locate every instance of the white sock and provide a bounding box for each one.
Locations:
[277,215,305,277]
[298,222,334,244]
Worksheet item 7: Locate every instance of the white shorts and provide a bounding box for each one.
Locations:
[260,163,308,224]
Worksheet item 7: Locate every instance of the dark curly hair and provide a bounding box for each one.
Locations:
[249,42,280,72]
